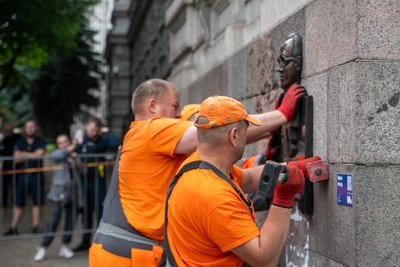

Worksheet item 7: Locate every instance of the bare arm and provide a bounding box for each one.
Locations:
[14,148,45,161]
[174,125,198,155]
[240,166,264,194]
[67,142,77,154]
[231,205,291,267]
[13,150,24,163]
[246,84,307,144]
[246,110,287,144]
[18,148,45,158]
[232,164,305,266]
[175,110,286,153]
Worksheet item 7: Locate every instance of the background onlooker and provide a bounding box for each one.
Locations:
[4,120,46,235]
[0,123,21,207]
[73,116,118,251]
[34,134,82,261]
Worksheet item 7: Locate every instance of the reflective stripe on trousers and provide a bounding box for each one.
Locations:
[93,222,163,258]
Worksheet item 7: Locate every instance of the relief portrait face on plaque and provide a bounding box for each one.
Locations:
[276,32,315,216]
[277,32,302,92]
[276,32,307,161]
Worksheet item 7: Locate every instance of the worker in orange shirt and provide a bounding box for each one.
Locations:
[181,103,271,211]
[89,79,305,266]
[165,96,319,266]
[180,104,201,122]
[181,103,271,169]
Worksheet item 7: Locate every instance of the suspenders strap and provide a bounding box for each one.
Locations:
[164,160,253,267]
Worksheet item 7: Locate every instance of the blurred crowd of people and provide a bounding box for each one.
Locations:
[0,117,119,260]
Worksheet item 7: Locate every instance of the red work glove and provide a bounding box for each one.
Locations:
[287,156,321,179]
[272,165,304,208]
[278,84,306,121]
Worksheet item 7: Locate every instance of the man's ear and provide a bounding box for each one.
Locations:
[148,98,157,114]
[229,126,239,147]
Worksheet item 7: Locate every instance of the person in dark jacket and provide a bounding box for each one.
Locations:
[4,120,46,235]
[73,116,119,251]
[0,123,21,207]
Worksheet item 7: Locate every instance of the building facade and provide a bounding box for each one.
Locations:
[105,0,400,265]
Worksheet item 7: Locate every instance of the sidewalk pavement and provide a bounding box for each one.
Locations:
[1,198,89,266]
[0,235,88,267]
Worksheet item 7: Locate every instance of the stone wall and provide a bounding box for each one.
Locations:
[105,0,172,137]
[167,0,400,266]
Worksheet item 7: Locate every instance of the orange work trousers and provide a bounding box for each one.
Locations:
[89,242,164,267]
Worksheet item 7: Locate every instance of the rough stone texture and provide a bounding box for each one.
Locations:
[187,60,229,103]
[324,164,357,266]
[308,177,331,257]
[260,0,311,34]
[301,163,400,267]
[278,242,347,267]
[355,164,400,266]
[284,163,357,267]
[169,6,204,63]
[162,2,400,267]
[304,0,357,77]
[354,61,400,164]
[242,97,260,157]
[304,0,329,77]
[303,73,328,160]
[242,95,258,114]
[246,34,276,97]
[358,0,400,60]
[327,0,358,67]
[229,47,248,101]
[327,62,357,163]
[254,90,281,114]
[241,91,281,156]
[328,61,400,164]
[170,53,197,95]
[286,205,308,247]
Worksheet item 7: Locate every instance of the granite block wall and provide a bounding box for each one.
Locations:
[182,0,400,265]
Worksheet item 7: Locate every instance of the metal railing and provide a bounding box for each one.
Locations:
[0,153,116,241]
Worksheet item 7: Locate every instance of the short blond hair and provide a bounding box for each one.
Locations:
[131,79,176,114]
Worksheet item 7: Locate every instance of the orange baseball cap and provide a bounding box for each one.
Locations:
[195,96,261,128]
[180,104,201,121]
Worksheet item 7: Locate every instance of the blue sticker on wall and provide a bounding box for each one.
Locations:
[337,174,353,207]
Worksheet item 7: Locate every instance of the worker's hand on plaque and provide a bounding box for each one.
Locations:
[278,84,306,121]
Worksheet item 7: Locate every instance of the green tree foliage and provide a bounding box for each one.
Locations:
[0,0,102,139]
[32,24,103,139]
[0,0,97,89]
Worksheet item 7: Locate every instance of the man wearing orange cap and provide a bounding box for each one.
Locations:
[165,96,311,266]
[89,79,305,266]
[180,104,200,122]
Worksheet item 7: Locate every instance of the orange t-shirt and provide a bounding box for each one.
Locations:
[239,155,258,169]
[167,152,260,266]
[119,117,192,241]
